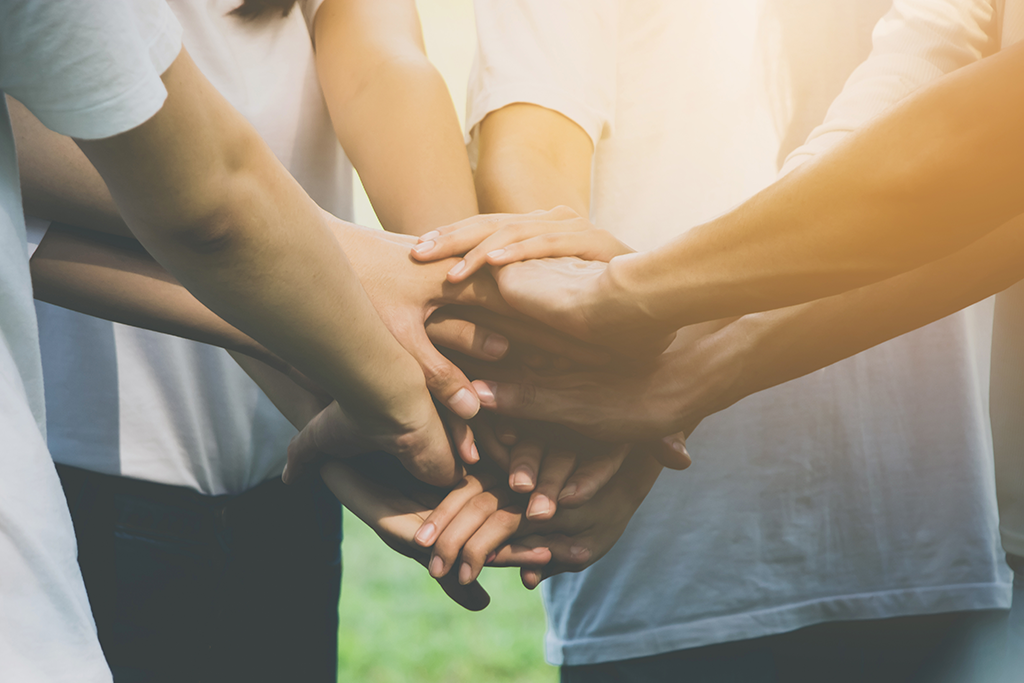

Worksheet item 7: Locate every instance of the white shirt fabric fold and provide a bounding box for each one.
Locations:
[0,2,181,679]
[470,0,1010,666]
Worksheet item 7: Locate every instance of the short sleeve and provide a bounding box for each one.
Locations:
[298,0,327,41]
[467,0,618,163]
[0,0,182,140]
[781,0,998,175]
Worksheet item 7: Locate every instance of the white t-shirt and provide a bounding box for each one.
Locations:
[0,2,181,679]
[784,0,1024,560]
[470,0,1011,666]
[33,0,353,496]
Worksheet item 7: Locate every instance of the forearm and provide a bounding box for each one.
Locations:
[30,225,284,369]
[315,0,476,235]
[76,49,425,427]
[8,95,131,238]
[619,41,1024,328]
[699,212,1024,415]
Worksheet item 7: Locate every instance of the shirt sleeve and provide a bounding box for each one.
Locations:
[781,0,998,175]
[467,0,618,164]
[0,0,182,140]
[298,0,327,41]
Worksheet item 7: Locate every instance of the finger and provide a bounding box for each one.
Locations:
[473,379,579,429]
[458,507,532,585]
[493,416,518,447]
[443,413,479,466]
[472,416,511,471]
[406,323,481,420]
[428,489,510,579]
[486,230,630,266]
[424,312,510,361]
[492,534,593,572]
[435,306,611,367]
[557,444,629,508]
[527,449,577,521]
[394,405,464,488]
[484,543,552,568]
[508,438,544,493]
[650,432,692,470]
[285,401,356,484]
[433,572,491,611]
[410,215,507,262]
[449,219,589,283]
[412,470,496,548]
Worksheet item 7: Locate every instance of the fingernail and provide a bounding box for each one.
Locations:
[414,522,436,546]
[459,562,473,585]
[449,387,480,419]
[481,334,509,359]
[512,468,533,491]
[448,260,467,278]
[412,240,435,255]
[469,443,480,463]
[497,428,517,445]
[569,545,591,561]
[664,437,688,455]
[485,551,497,564]
[527,494,551,519]
[472,380,496,404]
[281,463,290,484]
[486,248,506,260]
[429,555,445,578]
[419,230,439,242]
[558,484,577,501]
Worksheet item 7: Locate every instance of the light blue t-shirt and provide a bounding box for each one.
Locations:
[0,1,181,679]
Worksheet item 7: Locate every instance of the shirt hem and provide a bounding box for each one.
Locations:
[544,582,1013,666]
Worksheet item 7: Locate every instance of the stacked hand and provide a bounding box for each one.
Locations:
[411,206,679,356]
[274,208,734,601]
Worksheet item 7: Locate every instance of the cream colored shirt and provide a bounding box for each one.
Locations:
[781,0,1024,559]
[470,0,1010,666]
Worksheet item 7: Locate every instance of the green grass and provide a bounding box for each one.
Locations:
[337,512,558,683]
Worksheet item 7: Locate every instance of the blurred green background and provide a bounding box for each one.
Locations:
[340,2,556,681]
[337,515,557,682]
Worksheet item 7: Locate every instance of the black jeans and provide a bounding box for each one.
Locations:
[57,464,342,683]
[561,610,1011,683]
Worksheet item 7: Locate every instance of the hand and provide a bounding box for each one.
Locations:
[467,319,739,444]
[410,206,632,282]
[474,418,634,520]
[318,455,491,610]
[418,450,664,587]
[490,255,678,357]
[330,219,610,416]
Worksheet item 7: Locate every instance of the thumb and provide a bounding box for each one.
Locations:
[407,323,481,419]
[285,401,359,484]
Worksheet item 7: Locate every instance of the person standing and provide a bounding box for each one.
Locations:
[463,1,1010,680]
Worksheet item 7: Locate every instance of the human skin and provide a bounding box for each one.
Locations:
[418,102,1024,445]
[419,41,1024,349]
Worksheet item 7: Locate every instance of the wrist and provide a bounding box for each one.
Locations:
[601,253,668,331]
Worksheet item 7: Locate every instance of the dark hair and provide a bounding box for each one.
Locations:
[230,0,298,20]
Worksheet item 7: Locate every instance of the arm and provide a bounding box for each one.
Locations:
[608,38,1024,326]
[312,0,476,235]
[473,213,1024,442]
[481,38,1024,344]
[8,95,129,238]
[75,48,458,485]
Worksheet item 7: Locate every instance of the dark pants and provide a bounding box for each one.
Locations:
[561,610,1011,683]
[57,464,342,683]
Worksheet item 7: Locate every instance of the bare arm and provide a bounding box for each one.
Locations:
[8,95,129,238]
[73,48,458,485]
[313,0,476,235]
[612,39,1024,328]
